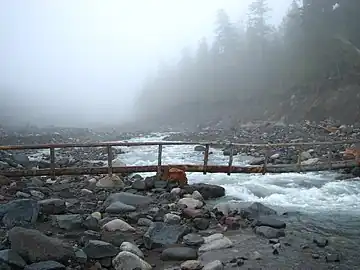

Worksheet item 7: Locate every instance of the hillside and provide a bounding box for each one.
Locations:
[134,0,360,130]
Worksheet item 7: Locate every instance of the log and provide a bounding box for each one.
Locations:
[0,160,358,177]
[1,139,360,150]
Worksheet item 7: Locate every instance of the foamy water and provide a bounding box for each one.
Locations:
[116,133,360,215]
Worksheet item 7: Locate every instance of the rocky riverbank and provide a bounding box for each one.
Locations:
[164,120,360,178]
[0,124,357,269]
[0,172,349,270]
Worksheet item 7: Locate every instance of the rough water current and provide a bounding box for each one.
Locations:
[118,133,360,266]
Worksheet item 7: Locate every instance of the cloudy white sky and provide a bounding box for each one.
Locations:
[0,0,290,127]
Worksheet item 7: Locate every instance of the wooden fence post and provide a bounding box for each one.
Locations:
[203,144,210,175]
[297,146,302,173]
[263,145,270,175]
[157,144,163,180]
[328,147,333,170]
[49,147,55,180]
[107,145,113,176]
[227,144,234,176]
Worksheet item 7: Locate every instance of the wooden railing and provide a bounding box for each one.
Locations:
[0,140,360,179]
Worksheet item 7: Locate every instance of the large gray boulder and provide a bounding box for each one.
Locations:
[8,227,75,263]
[103,192,153,208]
[143,222,190,249]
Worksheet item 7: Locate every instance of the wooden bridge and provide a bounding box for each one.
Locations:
[0,140,359,179]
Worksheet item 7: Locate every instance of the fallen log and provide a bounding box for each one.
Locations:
[0,160,358,177]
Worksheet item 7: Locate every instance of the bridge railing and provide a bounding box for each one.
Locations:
[0,139,360,179]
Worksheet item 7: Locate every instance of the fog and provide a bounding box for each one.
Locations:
[0,0,289,128]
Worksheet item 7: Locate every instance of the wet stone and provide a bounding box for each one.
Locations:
[193,218,210,230]
[312,253,320,259]
[251,216,286,229]
[132,179,146,190]
[143,222,191,249]
[101,231,133,247]
[105,201,136,214]
[326,254,340,263]
[38,199,66,215]
[51,214,83,230]
[74,249,88,264]
[269,238,280,244]
[137,218,153,227]
[255,226,285,239]
[203,260,224,270]
[82,240,118,259]
[24,260,66,270]
[183,233,205,246]
[8,227,75,263]
[313,236,328,248]
[83,215,99,231]
[104,192,153,208]
[161,247,198,261]
[0,199,39,228]
[0,249,27,268]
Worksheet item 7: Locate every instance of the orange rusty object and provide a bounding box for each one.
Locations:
[167,167,188,186]
[157,166,188,186]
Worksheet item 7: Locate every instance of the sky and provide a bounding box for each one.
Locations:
[0,0,290,127]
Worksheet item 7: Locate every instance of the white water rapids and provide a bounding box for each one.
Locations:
[28,132,360,260]
[118,133,360,216]
[118,132,360,259]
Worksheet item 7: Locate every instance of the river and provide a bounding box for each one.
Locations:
[117,132,360,265]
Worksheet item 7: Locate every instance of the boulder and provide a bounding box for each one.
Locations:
[132,179,146,190]
[102,218,136,232]
[83,240,118,259]
[251,216,286,229]
[203,260,224,270]
[24,261,66,270]
[183,233,204,246]
[161,247,198,261]
[112,251,152,270]
[164,213,181,225]
[199,234,232,253]
[8,227,75,263]
[143,222,190,249]
[183,184,225,200]
[0,199,39,228]
[105,201,136,214]
[181,260,203,270]
[38,198,66,215]
[52,214,83,230]
[255,226,285,239]
[178,198,203,209]
[96,175,125,188]
[120,242,144,258]
[0,249,26,269]
[103,192,152,208]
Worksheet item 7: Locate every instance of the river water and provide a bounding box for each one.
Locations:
[117,133,360,264]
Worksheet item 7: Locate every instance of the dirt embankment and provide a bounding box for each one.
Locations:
[271,78,360,124]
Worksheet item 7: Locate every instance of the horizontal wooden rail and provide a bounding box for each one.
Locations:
[0,139,360,150]
[0,161,358,177]
[0,140,359,178]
